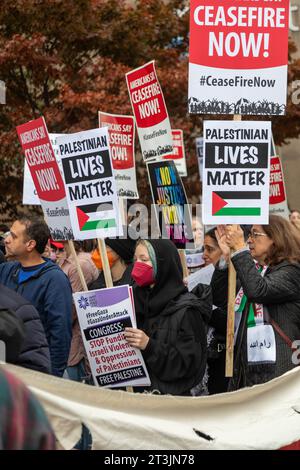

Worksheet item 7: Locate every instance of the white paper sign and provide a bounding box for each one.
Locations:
[247,325,276,364]
[203,120,271,225]
[58,127,122,240]
[73,286,151,388]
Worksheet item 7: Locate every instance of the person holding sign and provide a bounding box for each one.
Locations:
[124,239,211,396]
[212,215,300,390]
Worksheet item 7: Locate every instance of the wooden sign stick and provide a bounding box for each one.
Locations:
[178,249,189,280]
[68,240,88,291]
[97,238,113,288]
[119,198,127,227]
[98,236,133,392]
[225,114,241,378]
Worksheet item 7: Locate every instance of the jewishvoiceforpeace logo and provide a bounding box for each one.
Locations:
[78,295,89,310]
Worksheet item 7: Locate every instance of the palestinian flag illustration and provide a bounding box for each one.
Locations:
[76,203,116,232]
[212,191,261,217]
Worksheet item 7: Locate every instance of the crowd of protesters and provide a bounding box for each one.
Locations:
[1,212,300,448]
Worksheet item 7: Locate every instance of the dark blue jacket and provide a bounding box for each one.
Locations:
[0,259,72,377]
[0,284,51,373]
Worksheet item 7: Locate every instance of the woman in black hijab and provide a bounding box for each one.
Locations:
[124,239,212,396]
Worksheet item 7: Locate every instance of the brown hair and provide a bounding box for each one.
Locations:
[263,215,300,266]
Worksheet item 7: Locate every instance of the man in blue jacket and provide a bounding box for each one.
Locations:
[0,216,72,377]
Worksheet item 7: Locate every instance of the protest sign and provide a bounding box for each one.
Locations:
[126,60,173,161]
[269,155,289,219]
[23,160,39,205]
[23,133,65,206]
[99,112,139,199]
[57,128,122,240]
[185,248,205,271]
[163,130,187,177]
[189,0,289,116]
[147,160,193,249]
[17,117,73,240]
[202,120,271,225]
[73,285,150,388]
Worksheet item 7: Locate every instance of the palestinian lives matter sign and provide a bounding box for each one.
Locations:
[163,130,187,177]
[73,285,150,388]
[17,118,74,240]
[99,112,139,199]
[23,133,64,206]
[57,128,122,240]
[147,160,194,249]
[203,121,271,225]
[189,0,289,115]
[269,155,289,218]
[126,60,173,161]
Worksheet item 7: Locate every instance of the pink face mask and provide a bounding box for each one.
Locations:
[131,261,155,287]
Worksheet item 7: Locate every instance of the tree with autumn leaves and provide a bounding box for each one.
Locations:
[0,0,299,218]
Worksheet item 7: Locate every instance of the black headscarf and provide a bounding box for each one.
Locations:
[133,239,187,319]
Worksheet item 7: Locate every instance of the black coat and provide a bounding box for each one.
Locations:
[0,308,25,363]
[141,289,211,395]
[211,250,300,390]
[0,284,51,373]
[133,239,212,396]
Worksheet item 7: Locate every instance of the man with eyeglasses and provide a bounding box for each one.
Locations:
[0,216,72,377]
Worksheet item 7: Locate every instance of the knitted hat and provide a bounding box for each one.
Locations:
[105,238,136,264]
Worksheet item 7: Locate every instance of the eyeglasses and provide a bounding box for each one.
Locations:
[248,231,268,239]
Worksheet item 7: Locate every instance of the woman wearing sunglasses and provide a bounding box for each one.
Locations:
[211,215,300,391]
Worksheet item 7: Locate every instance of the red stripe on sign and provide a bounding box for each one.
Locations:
[76,207,89,230]
[212,192,228,215]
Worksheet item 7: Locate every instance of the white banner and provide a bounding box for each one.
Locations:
[4,363,300,450]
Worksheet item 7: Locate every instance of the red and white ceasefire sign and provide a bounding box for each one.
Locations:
[99,112,139,199]
[269,155,289,219]
[163,130,187,177]
[189,0,290,116]
[17,117,73,240]
[126,60,173,161]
